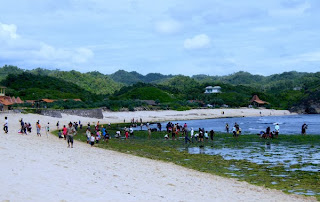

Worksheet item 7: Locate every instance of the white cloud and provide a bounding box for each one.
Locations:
[0,22,19,40]
[72,48,94,63]
[37,44,93,63]
[155,19,181,34]
[184,34,211,50]
[0,22,94,66]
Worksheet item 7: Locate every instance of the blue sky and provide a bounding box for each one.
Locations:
[0,0,319,76]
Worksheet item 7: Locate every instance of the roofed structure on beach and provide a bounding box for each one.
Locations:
[36,99,82,103]
[188,100,205,106]
[42,99,56,103]
[250,95,269,107]
[141,100,158,106]
[0,95,24,111]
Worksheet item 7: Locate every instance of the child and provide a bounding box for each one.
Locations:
[115,131,121,138]
[105,132,110,143]
[58,130,63,138]
[125,130,129,139]
[204,131,209,140]
[96,131,100,144]
[194,133,199,142]
[164,134,169,140]
[90,133,95,147]
[63,125,67,140]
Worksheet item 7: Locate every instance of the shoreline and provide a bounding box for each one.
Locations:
[1,108,316,201]
[102,108,295,123]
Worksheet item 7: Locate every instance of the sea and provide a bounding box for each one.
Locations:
[156,114,320,135]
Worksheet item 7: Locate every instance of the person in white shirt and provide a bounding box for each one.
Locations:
[46,122,50,138]
[274,123,280,138]
[164,134,169,140]
[86,128,91,144]
[3,117,8,134]
[190,128,194,143]
[204,131,209,140]
[90,134,95,147]
[129,127,134,138]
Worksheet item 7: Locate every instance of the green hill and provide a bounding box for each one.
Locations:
[1,72,100,101]
[48,70,122,95]
[0,66,122,95]
[111,83,176,103]
[0,65,24,81]
[109,70,173,85]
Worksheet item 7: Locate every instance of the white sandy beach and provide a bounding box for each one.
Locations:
[103,108,293,123]
[0,109,315,201]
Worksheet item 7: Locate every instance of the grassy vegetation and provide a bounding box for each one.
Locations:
[53,124,320,200]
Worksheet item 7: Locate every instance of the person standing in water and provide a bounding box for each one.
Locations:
[274,123,280,138]
[225,123,229,133]
[210,130,215,141]
[301,123,308,135]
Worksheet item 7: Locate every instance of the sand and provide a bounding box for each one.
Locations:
[0,109,316,201]
[103,108,293,123]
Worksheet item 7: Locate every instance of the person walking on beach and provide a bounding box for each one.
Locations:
[36,122,41,137]
[56,121,59,130]
[3,116,8,134]
[67,122,76,148]
[46,122,50,138]
[225,123,229,133]
[20,118,24,134]
[301,123,308,135]
[62,125,67,140]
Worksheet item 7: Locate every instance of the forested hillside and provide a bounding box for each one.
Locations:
[0,66,122,95]
[0,65,319,113]
[110,70,173,85]
[1,72,101,101]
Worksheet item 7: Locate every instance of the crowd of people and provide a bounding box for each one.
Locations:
[2,116,311,147]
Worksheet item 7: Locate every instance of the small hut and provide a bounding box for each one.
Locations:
[0,86,25,111]
[250,95,269,107]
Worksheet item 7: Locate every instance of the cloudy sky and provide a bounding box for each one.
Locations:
[0,0,319,76]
